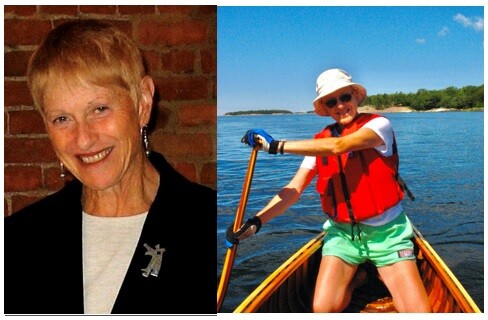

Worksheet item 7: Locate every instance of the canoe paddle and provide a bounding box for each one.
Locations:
[217,147,258,312]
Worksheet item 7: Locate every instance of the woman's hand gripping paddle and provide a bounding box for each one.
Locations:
[217,147,258,312]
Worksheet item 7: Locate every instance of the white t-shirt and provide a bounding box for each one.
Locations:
[82,211,148,314]
[301,116,402,226]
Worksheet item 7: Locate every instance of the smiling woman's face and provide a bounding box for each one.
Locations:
[321,86,359,126]
[42,82,146,192]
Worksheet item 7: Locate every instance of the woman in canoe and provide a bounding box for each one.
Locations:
[228,68,432,312]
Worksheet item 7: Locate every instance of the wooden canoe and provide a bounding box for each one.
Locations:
[234,226,480,313]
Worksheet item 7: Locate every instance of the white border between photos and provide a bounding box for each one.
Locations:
[1,1,486,318]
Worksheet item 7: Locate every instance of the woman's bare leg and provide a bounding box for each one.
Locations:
[313,256,363,312]
[377,260,432,312]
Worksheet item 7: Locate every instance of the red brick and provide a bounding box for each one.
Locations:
[137,21,207,46]
[4,80,34,106]
[4,166,43,192]
[11,195,49,214]
[172,162,197,183]
[4,5,37,16]
[161,49,195,74]
[118,5,155,15]
[39,5,78,15]
[211,79,216,99]
[5,198,10,217]
[201,48,216,74]
[141,50,161,73]
[195,5,216,15]
[4,50,34,77]
[79,5,117,14]
[179,104,216,127]
[101,20,133,37]
[152,104,171,130]
[9,110,46,134]
[4,112,8,135]
[200,161,216,188]
[44,166,74,191]
[152,132,213,158]
[156,5,193,15]
[51,19,132,38]
[4,137,57,163]
[4,19,52,46]
[153,76,209,101]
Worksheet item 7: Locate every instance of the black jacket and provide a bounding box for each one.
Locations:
[4,152,216,314]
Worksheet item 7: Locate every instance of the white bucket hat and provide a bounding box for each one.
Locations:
[313,68,367,116]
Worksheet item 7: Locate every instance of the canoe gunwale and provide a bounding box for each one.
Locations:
[412,226,480,313]
[234,227,480,313]
[233,232,324,312]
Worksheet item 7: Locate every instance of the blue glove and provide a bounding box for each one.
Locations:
[225,216,262,248]
[241,128,282,154]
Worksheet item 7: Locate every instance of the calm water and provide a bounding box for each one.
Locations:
[217,112,484,312]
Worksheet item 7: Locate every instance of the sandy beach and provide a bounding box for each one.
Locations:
[359,105,414,113]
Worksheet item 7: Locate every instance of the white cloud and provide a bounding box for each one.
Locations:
[416,38,426,44]
[472,18,484,32]
[454,13,484,32]
[437,26,449,36]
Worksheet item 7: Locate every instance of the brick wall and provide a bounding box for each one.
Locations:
[4,5,217,216]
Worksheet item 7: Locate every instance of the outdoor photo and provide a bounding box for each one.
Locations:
[217,6,483,313]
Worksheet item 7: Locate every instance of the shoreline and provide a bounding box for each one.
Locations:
[220,106,483,116]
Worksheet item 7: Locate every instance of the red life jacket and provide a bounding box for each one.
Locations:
[315,113,405,223]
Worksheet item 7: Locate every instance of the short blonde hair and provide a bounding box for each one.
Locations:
[28,19,146,110]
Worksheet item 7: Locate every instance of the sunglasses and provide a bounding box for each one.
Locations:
[324,93,353,108]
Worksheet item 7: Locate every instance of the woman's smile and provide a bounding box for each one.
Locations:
[335,107,352,117]
[79,147,113,164]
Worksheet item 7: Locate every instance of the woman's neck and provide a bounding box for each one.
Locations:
[82,159,160,217]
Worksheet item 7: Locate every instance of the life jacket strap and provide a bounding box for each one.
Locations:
[350,222,362,241]
[397,174,415,201]
[332,124,358,238]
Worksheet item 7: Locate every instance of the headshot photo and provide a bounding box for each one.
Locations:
[4,5,216,314]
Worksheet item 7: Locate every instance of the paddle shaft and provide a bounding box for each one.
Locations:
[217,147,258,312]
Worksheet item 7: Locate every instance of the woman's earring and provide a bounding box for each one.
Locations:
[141,126,151,157]
[60,162,66,178]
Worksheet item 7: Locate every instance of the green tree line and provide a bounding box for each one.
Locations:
[365,85,484,111]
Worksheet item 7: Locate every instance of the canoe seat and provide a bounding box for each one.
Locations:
[345,293,397,313]
[360,297,396,313]
[344,262,397,313]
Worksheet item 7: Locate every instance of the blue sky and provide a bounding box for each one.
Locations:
[217,6,484,115]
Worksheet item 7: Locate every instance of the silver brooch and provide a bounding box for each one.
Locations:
[141,243,165,277]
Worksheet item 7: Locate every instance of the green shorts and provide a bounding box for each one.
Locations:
[321,212,415,267]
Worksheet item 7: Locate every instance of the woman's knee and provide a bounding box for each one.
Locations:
[312,294,348,313]
[312,256,357,312]
[312,299,339,313]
